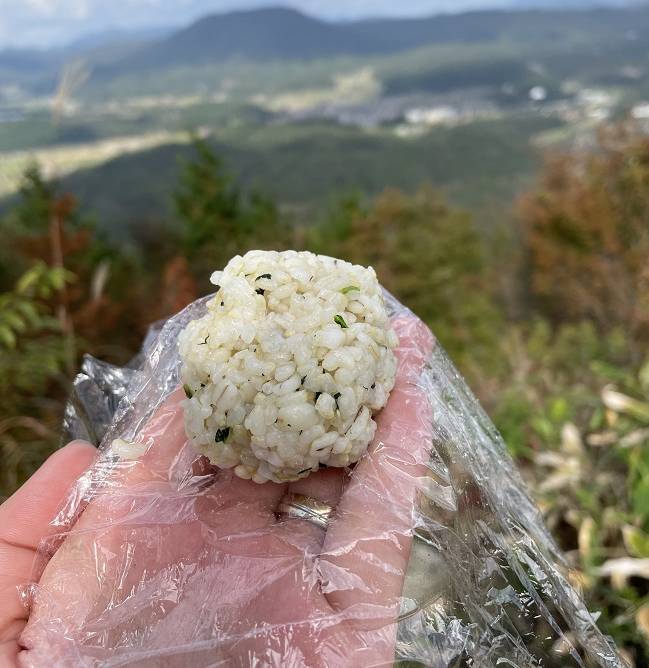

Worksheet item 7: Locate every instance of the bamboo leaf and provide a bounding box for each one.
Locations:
[15,301,41,327]
[3,312,26,332]
[623,526,649,559]
[15,264,43,293]
[0,326,17,349]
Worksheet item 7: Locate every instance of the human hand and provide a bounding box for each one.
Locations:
[9,316,433,667]
[0,441,97,666]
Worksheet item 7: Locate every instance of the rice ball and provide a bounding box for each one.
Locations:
[178,250,398,483]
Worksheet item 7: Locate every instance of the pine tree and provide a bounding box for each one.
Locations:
[175,138,241,259]
[174,138,291,286]
[12,164,56,235]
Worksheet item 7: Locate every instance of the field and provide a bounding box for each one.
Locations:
[0,130,192,198]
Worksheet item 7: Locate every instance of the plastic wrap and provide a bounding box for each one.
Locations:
[18,293,624,667]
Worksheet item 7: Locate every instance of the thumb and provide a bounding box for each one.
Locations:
[0,441,96,665]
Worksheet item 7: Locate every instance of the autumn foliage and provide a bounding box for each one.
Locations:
[519,124,649,349]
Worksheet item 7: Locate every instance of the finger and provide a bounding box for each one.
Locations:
[18,390,194,655]
[137,387,194,478]
[0,441,97,552]
[0,441,96,661]
[320,316,434,623]
[265,467,346,557]
[95,387,286,516]
[197,470,288,527]
[92,387,189,492]
[287,467,346,507]
[36,389,188,549]
[195,465,345,566]
[284,316,431,530]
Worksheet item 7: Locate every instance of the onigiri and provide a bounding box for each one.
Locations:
[178,250,398,483]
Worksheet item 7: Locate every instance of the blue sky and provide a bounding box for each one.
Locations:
[0,0,630,49]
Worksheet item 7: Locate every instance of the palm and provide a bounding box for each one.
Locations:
[14,317,432,668]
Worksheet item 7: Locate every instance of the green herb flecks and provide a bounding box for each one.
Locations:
[334,314,348,328]
[183,384,193,399]
[256,288,265,295]
[341,285,359,295]
[256,273,272,280]
[214,427,230,443]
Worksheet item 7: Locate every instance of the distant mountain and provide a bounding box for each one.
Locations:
[508,0,645,5]
[507,0,604,6]
[5,3,649,95]
[0,49,51,72]
[0,49,61,96]
[101,7,384,71]
[0,28,171,95]
[63,27,172,54]
[99,4,649,76]
[0,28,167,69]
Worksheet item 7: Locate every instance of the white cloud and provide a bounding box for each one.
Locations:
[24,0,57,14]
[23,0,89,18]
[73,0,90,19]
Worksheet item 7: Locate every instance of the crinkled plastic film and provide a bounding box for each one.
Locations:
[19,293,624,667]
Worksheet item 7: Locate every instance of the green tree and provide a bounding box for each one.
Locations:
[307,192,366,256]
[9,164,56,236]
[174,138,291,287]
[327,186,504,374]
[175,138,241,258]
[0,166,54,288]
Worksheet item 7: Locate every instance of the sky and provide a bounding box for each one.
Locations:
[0,0,634,49]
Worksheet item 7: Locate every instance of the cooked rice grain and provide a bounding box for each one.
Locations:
[179,250,398,483]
